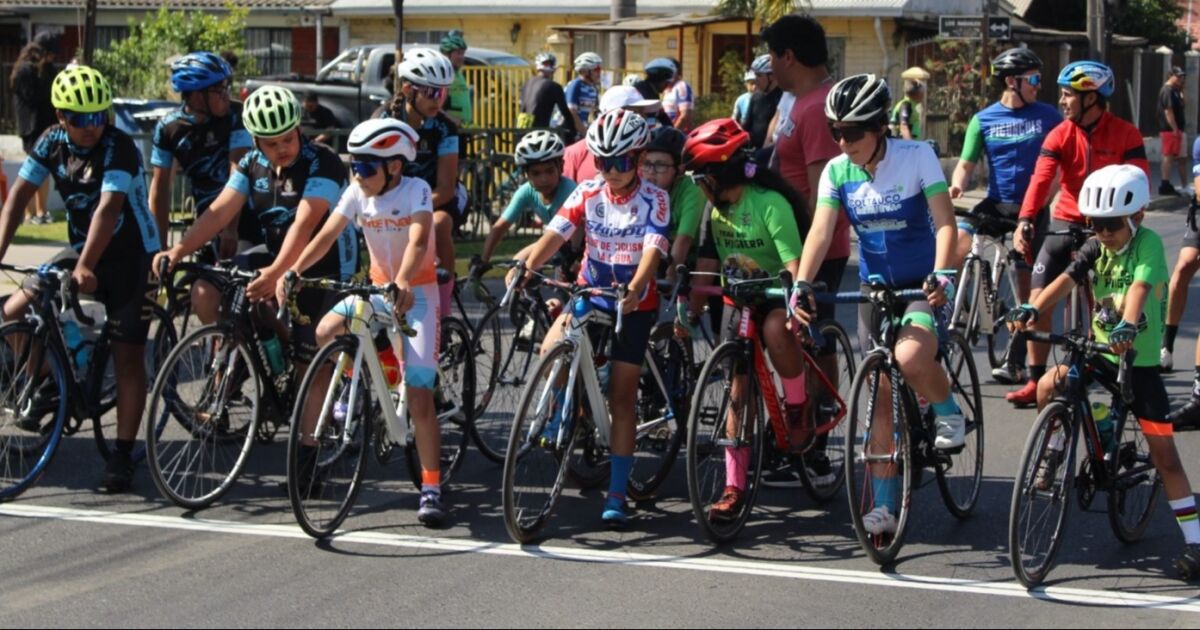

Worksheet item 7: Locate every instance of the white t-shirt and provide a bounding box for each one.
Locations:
[772,92,796,144]
[333,176,438,286]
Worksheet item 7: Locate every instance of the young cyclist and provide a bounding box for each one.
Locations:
[150,51,254,262]
[478,130,576,264]
[682,118,814,521]
[278,118,448,527]
[637,127,706,271]
[1008,164,1200,578]
[508,108,668,528]
[0,66,160,492]
[565,52,603,133]
[793,74,962,536]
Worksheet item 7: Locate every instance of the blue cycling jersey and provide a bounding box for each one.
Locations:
[960,101,1061,205]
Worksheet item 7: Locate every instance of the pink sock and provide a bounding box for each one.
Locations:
[438,279,454,318]
[725,446,750,490]
[782,372,807,406]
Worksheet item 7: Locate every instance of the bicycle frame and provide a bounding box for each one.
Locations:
[952,230,1020,339]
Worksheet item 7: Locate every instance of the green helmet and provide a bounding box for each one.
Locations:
[243,85,300,137]
[50,65,112,113]
[440,30,467,53]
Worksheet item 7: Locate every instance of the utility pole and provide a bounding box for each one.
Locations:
[980,0,990,100]
[392,0,404,60]
[609,0,635,71]
[1087,0,1105,61]
[82,0,97,64]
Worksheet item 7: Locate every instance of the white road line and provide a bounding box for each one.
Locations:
[3,503,1199,614]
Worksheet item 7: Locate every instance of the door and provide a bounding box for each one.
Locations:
[710,34,752,97]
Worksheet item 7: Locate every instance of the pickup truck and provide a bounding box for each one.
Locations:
[241,44,529,129]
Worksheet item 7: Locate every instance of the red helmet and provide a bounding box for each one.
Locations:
[683,118,750,171]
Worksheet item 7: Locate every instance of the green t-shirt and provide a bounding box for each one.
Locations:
[669,176,705,240]
[890,97,922,139]
[1065,228,1168,368]
[704,185,803,276]
[446,70,473,126]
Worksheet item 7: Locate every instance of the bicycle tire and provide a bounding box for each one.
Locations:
[935,332,985,518]
[986,260,1017,370]
[1106,406,1162,543]
[798,320,855,504]
[470,298,548,463]
[0,321,70,501]
[1009,400,1078,588]
[627,323,691,501]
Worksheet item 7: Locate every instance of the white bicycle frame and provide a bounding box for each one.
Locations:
[951,231,1018,337]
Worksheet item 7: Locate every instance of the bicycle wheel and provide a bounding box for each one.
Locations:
[502,340,580,543]
[986,260,1017,370]
[935,332,984,518]
[0,322,70,501]
[145,324,261,509]
[404,316,475,490]
[627,323,691,502]
[1106,409,1162,543]
[470,298,547,463]
[1008,400,1078,588]
[287,335,372,539]
[685,341,766,544]
[845,351,915,565]
[799,320,855,504]
[950,257,982,344]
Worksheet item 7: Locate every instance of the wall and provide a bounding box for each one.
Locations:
[346,15,606,58]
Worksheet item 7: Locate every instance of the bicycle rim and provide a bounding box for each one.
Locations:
[627,324,691,501]
[1009,401,1077,588]
[470,301,546,464]
[0,322,69,501]
[798,320,855,504]
[987,261,1017,370]
[935,332,984,518]
[1106,411,1162,543]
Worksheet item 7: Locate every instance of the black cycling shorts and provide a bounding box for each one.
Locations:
[856,283,935,354]
[1086,356,1170,424]
[25,248,158,345]
[1032,219,1086,291]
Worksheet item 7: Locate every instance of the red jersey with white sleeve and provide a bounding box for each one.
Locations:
[547,177,671,312]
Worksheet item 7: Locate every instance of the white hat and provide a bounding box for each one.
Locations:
[599,85,659,114]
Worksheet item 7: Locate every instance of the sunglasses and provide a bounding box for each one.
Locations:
[349,159,384,179]
[204,81,231,96]
[1088,216,1126,233]
[828,124,869,144]
[594,155,638,173]
[414,85,447,101]
[639,161,675,175]
[64,111,106,128]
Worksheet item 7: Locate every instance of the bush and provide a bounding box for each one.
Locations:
[694,49,749,126]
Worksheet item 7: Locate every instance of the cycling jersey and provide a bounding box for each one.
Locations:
[663,81,694,130]
[226,138,355,280]
[699,185,803,276]
[547,177,670,312]
[334,176,437,287]
[565,78,599,127]
[960,101,1061,205]
[151,103,253,214]
[669,176,705,242]
[1020,111,1150,224]
[501,177,577,226]
[1065,227,1168,369]
[20,125,160,259]
[817,138,948,287]
[732,92,752,127]
[377,106,459,212]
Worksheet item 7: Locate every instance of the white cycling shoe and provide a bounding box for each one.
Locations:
[863,505,898,535]
[934,413,966,449]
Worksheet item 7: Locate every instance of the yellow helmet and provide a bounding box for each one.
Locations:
[51,65,112,113]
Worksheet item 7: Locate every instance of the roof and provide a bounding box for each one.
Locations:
[329,0,961,17]
[0,0,334,9]
[550,14,754,34]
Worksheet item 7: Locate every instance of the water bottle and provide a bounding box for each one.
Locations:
[379,345,402,388]
[596,355,611,393]
[62,317,85,372]
[1093,401,1116,454]
[262,335,285,376]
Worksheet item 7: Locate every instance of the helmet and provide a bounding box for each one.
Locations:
[1079,164,1149,218]
[348,118,418,161]
[825,74,891,126]
[743,70,756,82]
[514,130,566,166]
[397,48,455,88]
[645,127,687,165]
[439,30,467,53]
[50,65,111,113]
[574,52,603,72]
[1057,60,1115,97]
[751,54,772,75]
[644,57,676,83]
[683,118,750,171]
[623,73,641,86]
[170,51,232,93]
[243,85,300,137]
[586,109,650,157]
[534,52,557,72]
[991,47,1042,77]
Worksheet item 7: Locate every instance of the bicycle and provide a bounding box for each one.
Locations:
[1008,331,1160,588]
[500,262,690,543]
[683,268,855,543]
[0,262,176,500]
[950,208,1022,370]
[284,273,475,539]
[841,276,984,565]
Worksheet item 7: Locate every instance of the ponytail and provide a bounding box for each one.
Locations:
[712,152,812,241]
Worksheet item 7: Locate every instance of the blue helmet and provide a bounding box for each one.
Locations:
[171,52,232,94]
[1057,60,1115,98]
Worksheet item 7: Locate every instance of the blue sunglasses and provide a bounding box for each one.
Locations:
[1021,73,1041,87]
[65,111,106,128]
[349,159,383,179]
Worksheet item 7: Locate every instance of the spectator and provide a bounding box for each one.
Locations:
[636,58,675,129]
[1159,66,1188,196]
[566,52,603,133]
[519,53,576,136]
[662,58,695,131]
[440,30,473,128]
[890,80,925,140]
[562,85,660,184]
[732,70,756,128]
[10,32,58,224]
[744,54,781,150]
[301,92,338,147]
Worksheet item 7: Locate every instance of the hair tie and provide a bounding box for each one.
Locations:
[744,161,757,179]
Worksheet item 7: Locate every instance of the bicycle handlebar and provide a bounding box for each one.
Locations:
[0,262,94,326]
[1019,330,1135,403]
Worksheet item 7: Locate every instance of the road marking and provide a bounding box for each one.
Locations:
[3,502,1199,613]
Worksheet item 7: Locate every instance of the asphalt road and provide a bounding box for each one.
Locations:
[3,209,1200,628]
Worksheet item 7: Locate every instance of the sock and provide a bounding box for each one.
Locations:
[1171,497,1200,544]
[421,468,440,493]
[1165,325,1180,354]
[115,439,135,456]
[438,277,454,318]
[607,454,633,506]
[871,476,900,513]
[1030,364,1047,383]
[781,372,807,406]
[931,395,961,417]
[724,446,750,490]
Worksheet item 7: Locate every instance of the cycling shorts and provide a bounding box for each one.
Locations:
[330,284,440,390]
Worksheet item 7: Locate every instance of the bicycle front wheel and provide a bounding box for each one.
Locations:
[799,320,855,504]
[404,316,474,490]
[1009,400,1077,588]
[1106,410,1162,543]
[0,322,69,501]
[627,323,691,502]
[470,298,547,463]
[987,260,1017,370]
[935,332,984,518]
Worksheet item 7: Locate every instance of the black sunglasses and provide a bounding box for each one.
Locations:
[828,124,871,144]
[1087,216,1127,233]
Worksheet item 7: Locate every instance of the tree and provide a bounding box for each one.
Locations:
[715,0,804,27]
[923,39,999,155]
[1027,0,1187,50]
[94,3,253,100]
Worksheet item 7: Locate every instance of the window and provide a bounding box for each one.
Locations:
[246,28,292,75]
[95,26,128,50]
[826,37,846,79]
[405,30,450,45]
[574,33,602,59]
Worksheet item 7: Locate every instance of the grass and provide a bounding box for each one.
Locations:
[13,218,68,245]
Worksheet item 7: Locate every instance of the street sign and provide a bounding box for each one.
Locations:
[988,17,1011,40]
[939,16,1012,40]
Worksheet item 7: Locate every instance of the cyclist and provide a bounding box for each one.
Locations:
[478,129,577,264]
[793,74,963,536]
[0,66,160,492]
[634,58,675,129]
[562,85,659,184]
[732,70,756,128]
[1007,60,1150,407]
[662,58,694,132]
[150,51,254,263]
[1165,139,1200,428]
[519,53,575,136]
[682,118,814,521]
[154,84,354,364]
[508,108,668,528]
[1008,164,1200,579]
[439,30,472,128]
[637,126,706,273]
[948,47,1062,385]
[378,48,460,317]
[890,80,924,140]
[278,118,447,527]
[565,52,603,133]
[743,55,780,151]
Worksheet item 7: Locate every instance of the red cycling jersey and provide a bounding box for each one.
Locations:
[1019,111,1150,224]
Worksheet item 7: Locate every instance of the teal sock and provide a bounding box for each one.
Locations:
[607,455,633,506]
[931,396,961,416]
[872,476,900,513]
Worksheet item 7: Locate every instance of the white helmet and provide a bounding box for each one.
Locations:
[1079,164,1150,218]
[534,52,557,72]
[514,130,565,166]
[622,73,641,87]
[751,54,772,75]
[575,52,603,72]
[348,118,418,161]
[586,108,649,157]
[397,48,455,88]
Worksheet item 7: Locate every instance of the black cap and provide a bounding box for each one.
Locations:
[1173,66,1186,77]
[33,32,59,53]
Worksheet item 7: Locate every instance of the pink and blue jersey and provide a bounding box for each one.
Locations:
[547,178,671,312]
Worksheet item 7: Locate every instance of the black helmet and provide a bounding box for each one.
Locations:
[825,74,891,126]
[645,127,687,165]
[992,47,1042,77]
